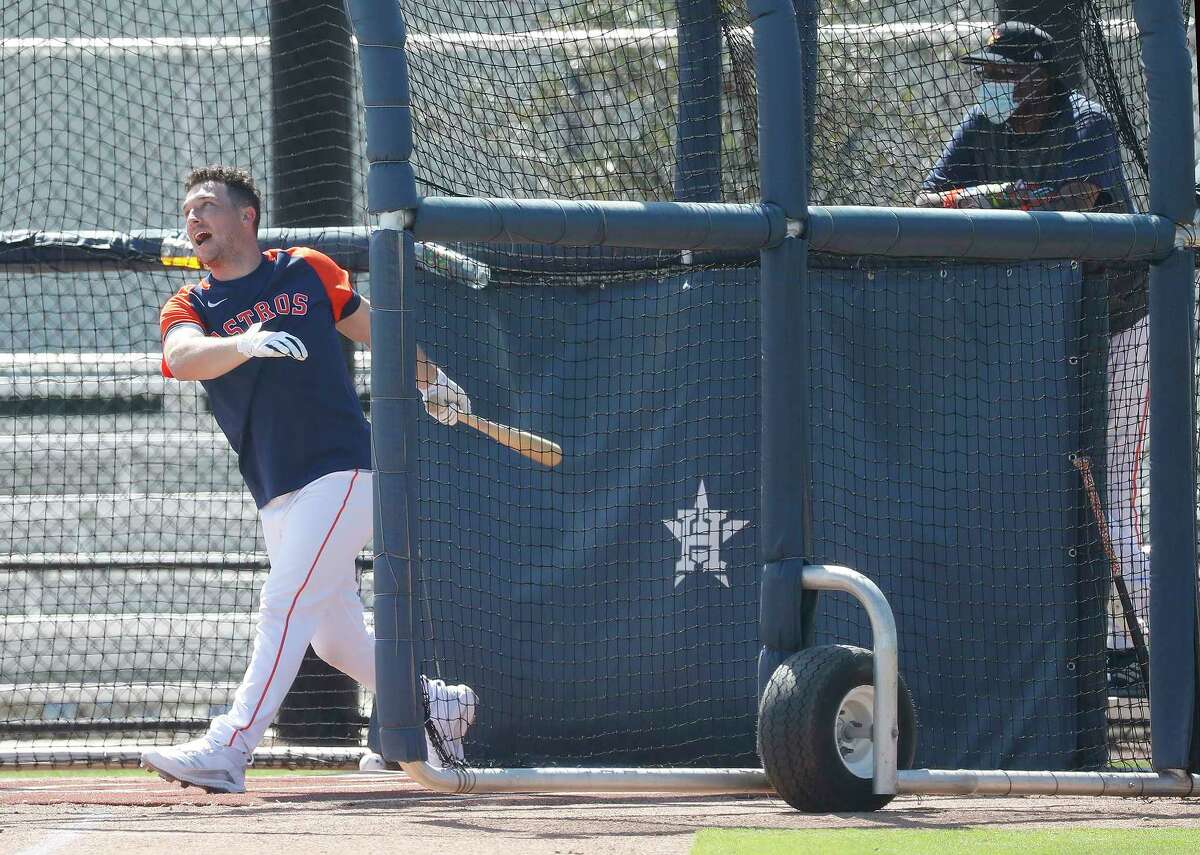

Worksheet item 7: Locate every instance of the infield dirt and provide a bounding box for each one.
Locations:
[3,772,1200,854]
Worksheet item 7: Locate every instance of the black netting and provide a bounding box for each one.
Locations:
[0,0,371,763]
[802,259,1147,769]
[1,0,1193,773]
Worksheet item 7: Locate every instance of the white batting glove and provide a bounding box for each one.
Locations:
[236,322,308,361]
[421,367,471,426]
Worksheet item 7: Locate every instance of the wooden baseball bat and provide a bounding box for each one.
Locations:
[459,413,563,468]
[1072,454,1151,691]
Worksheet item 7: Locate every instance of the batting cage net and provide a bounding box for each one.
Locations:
[1,0,1194,770]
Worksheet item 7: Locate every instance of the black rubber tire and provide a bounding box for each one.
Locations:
[757,644,918,813]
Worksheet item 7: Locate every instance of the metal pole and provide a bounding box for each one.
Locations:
[898,768,1200,797]
[401,761,771,795]
[800,566,899,795]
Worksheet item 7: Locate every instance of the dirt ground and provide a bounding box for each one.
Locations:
[3,772,1200,855]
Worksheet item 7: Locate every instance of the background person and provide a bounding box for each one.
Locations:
[917,23,1148,696]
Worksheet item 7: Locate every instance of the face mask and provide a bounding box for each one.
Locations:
[975,81,1017,124]
[973,70,1035,126]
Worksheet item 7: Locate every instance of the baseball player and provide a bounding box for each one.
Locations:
[916,22,1149,694]
[915,22,1131,214]
[140,165,477,793]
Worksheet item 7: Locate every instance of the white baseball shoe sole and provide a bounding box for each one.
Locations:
[141,738,249,794]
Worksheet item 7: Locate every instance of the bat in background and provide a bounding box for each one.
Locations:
[459,412,563,469]
[1072,454,1151,692]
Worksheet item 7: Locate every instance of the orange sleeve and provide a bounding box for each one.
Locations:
[159,285,204,378]
[289,246,359,321]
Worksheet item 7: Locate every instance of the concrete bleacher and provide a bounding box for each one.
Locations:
[0,346,372,738]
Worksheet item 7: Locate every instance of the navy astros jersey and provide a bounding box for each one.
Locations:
[160,247,372,507]
[922,93,1132,213]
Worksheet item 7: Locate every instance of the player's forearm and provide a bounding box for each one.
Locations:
[919,180,1099,212]
[166,335,249,381]
[1041,180,1102,212]
[335,299,372,346]
[919,183,1022,209]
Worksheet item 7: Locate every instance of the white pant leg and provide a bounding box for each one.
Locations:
[1105,316,1150,649]
[208,469,373,753]
[312,586,377,693]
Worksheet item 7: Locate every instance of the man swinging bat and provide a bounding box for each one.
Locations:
[141,165,483,793]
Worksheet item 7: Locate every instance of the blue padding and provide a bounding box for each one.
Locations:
[806,206,1175,261]
[369,228,427,763]
[1133,0,1196,221]
[759,238,810,562]
[1149,249,1199,768]
[749,0,806,214]
[345,0,408,51]
[759,558,807,651]
[358,46,411,107]
[414,197,784,249]
[367,163,419,213]
[805,261,1103,769]
[365,107,414,164]
[388,260,1099,769]
[674,0,722,201]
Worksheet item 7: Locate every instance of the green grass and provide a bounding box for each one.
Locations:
[0,767,347,779]
[1107,758,1153,771]
[692,829,1200,855]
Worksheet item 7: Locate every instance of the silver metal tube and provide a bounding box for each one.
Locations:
[378,210,413,231]
[0,746,366,769]
[898,769,1200,797]
[401,761,772,795]
[800,564,899,796]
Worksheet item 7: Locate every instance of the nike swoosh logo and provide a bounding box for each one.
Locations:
[206,298,228,308]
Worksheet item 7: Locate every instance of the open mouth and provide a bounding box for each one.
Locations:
[194,231,213,247]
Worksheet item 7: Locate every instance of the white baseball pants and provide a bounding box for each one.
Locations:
[1105,316,1150,650]
[208,468,376,754]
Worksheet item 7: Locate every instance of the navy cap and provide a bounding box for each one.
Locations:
[960,21,1056,67]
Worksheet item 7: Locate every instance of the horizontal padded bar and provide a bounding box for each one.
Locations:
[805,206,1176,261]
[412,197,788,250]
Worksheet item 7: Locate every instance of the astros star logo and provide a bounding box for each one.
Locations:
[663,480,749,588]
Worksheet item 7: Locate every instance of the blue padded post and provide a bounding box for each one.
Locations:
[413,197,786,249]
[344,0,419,213]
[367,227,427,764]
[1148,251,1197,767]
[750,0,813,695]
[804,207,1176,262]
[1134,0,1199,770]
[675,0,722,201]
[346,0,426,763]
[749,0,807,216]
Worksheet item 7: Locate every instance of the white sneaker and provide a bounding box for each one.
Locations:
[422,676,478,767]
[141,738,249,794]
